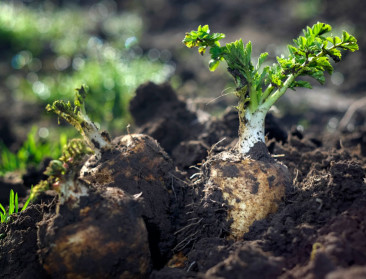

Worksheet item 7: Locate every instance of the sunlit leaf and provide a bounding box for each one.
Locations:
[209,59,220,72]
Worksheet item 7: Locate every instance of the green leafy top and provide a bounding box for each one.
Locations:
[183,23,358,114]
[46,86,110,152]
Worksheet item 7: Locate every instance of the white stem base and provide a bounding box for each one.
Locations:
[59,177,89,209]
[83,114,110,159]
[238,109,266,154]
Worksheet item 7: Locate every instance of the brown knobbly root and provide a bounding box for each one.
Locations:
[174,148,291,253]
[80,134,186,268]
[38,186,151,279]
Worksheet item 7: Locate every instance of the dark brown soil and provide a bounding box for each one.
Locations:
[80,133,187,268]
[1,82,365,279]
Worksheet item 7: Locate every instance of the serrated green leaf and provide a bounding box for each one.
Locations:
[341,43,359,52]
[326,37,334,44]
[304,26,312,37]
[340,33,359,51]
[342,31,350,42]
[256,52,268,70]
[244,41,252,65]
[300,36,307,48]
[312,22,331,36]
[291,80,312,89]
[326,48,342,62]
[288,45,297,56]
[209,45,225,60]
[309,70,325,84]
[333,36,342,45]
[183,25,226,59]
[277,57,293,70]
[256,66,269,89]
[313,56,333,74]
[200,24,209,33]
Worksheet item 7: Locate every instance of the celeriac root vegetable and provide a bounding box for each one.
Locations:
[202,151,289,239]
[36,136,152,278]
[38,184,151,278]
[182,22,358,239]
[41,87,184,275]
[80,133,179,266]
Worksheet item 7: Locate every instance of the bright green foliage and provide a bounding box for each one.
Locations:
[183,25,225,57]
[46,86,101,150]
[183,23,358,114]
[39,58,169,131]
[46,86,89,132]
[30,138,93,201]
[1,3,171,133]
[0,189,31,223]
[0,127,68,176]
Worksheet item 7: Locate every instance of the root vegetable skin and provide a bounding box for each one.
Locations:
[46,82,181,271]
[206,152,289,239]
[39,187,151,279]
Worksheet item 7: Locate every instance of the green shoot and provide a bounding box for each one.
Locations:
[46,86,111,158]
[0,127,68,176]
[183,22,358,154]
[0,189,31,223]
[30,138,93,201]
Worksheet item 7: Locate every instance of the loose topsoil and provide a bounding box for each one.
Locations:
[1,82,365,279]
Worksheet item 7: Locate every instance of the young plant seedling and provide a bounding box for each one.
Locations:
[40,86,182,277]
[0,189,31,223]
[184,23,358,154]
[182,23,358,239]
[46,86,111,159]
[30,138,93,204]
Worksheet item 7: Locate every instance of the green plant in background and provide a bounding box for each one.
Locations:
[0,126,68,176]
[1,2,173,133]
[0,3,142,55]
[35,56,170,131]
[183,23,358,153]
[0,189,31,223]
